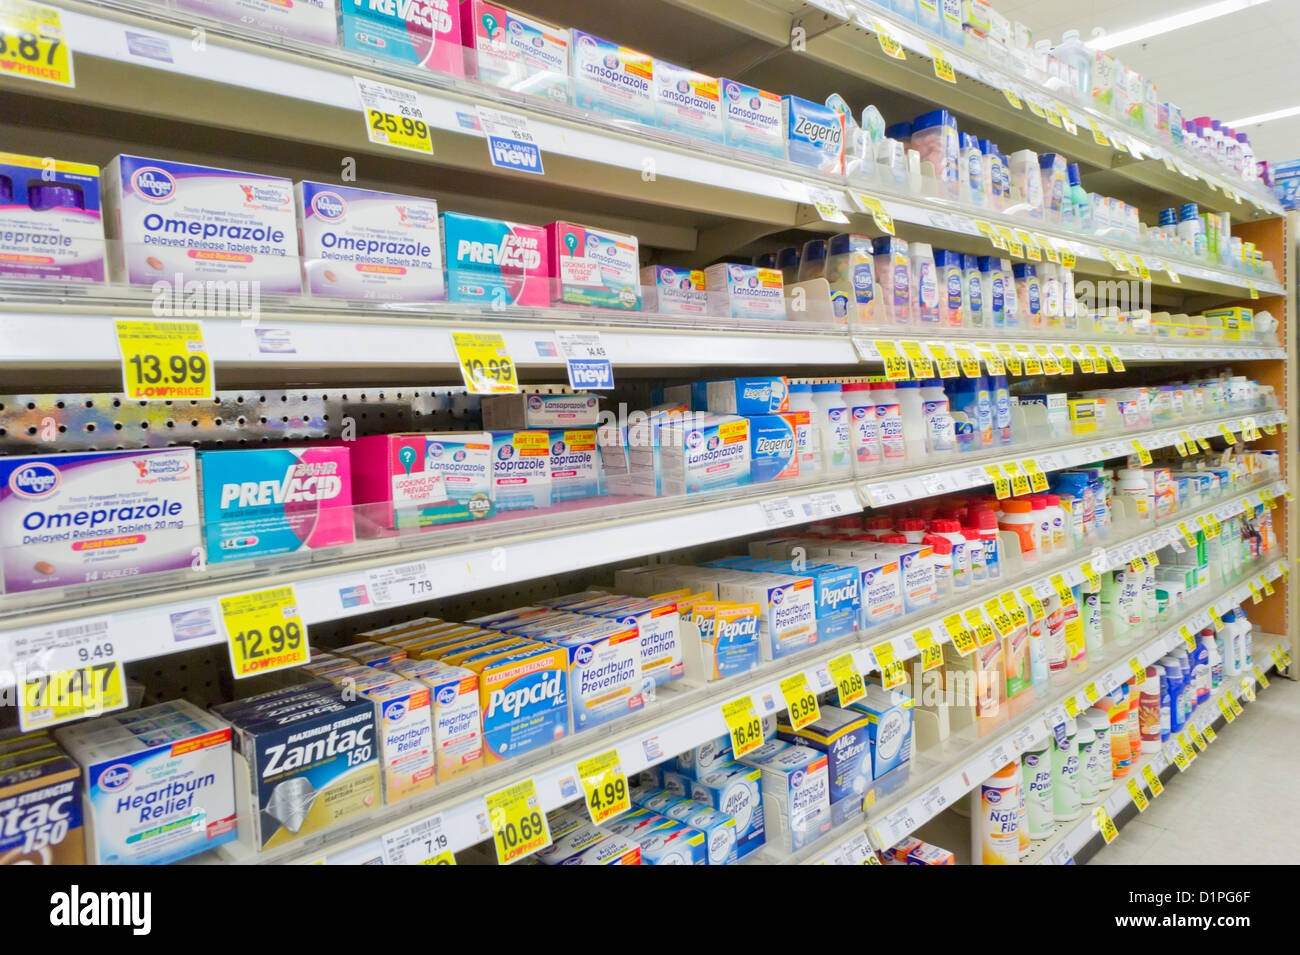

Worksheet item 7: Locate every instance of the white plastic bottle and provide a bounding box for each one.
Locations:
[1051,719,1082,821]
[872,381,907,466]
[919,379,955,456]
[910,241,940,326]
[843,381,880,477]
[895,381,927,463]
[810,382,851,476]
[1022,743,1054,839]
[1077,719,1099,804]
[787,381,823,480]
[972,761,1021,865]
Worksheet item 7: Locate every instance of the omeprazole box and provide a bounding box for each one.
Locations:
[0,449,201,594]
[174,0,337,45]
[297,182,444,302]
[102,155,300,292]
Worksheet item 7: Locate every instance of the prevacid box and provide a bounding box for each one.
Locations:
[547,221,641,310]
[297,182,444,302]
[198,447,354,564]
[349,433,494,534]
[102,155,300,292]
[174,0,337,45]
[339,0,466,76]
[0,153,104,283]
[461,0,570,103]
[570,30,654,125]
[441,211,550,307]
[0,448,200,594]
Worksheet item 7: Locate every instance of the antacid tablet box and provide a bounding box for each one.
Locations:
[470,642,569,763]
[174,0,337,45]
[102,155,300,292]
[416,662,483,780]
[350,433,494,533]
[360,679,437,804]
[461,0,569,102]
[547,221,641,310]
[0,745,84,865]
[199,447,353,564]
[0,448,201,594]
[0,153,104,283]
[339,0,465,76]
[441,211,550,307]
[297,182,444,302]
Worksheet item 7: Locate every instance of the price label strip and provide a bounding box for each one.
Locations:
[366,561,434,606]
[576,749,631,825]
[927,43,956,83]
[0,0,73,87]
[779,672,821,731]
[452,331,519,394]
[875,340,911,380]
[1126,778,1149,812]
[382,814,455,865]
[115,320,213,401]
[828,652,866,705]
[355,76,433,154]
[554,330,614,390]
[1142,763,1164,796]
[485,778,551,865]
[722,694,765,757]
[220,585,310,679]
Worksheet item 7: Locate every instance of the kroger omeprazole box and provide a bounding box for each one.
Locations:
[571,30,654,124]
[461,0,569,103]
[641,265,708,316]
[360,679,437,804]
[102,155,299,292]
[704,263,786,320]
[470,643,569,762]
[549,429,603,501]
[653,60,722,143]
[441,211,549,307]
[547,221,641,310]
[349,433,494,534]
[199,447,353,564]
[0,153,104,283]
[0,449,200,594]
[491,431,552,510]
[296,182,444,302]
[339,0,465,76]
[659,414,751,495]
[175,0,337,45]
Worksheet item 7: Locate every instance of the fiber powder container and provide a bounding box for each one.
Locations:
[102,155,300,292]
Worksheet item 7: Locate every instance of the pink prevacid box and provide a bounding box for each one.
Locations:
[348,433,495,535]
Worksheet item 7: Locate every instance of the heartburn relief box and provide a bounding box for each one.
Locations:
[340,0,466,76]
[0,153,104,283]
[416,663,484,780]
[102,155,300,292]
[174,0,337,45]
[0,448,201,594]
[441,211,550,307]
[199,446,354,563]
[349,433,495,534]
[297,182,444,302]
[360,679,437,803]
[547,221,641,310]
[461,0,570,103]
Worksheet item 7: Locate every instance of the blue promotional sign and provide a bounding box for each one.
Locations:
[478,106,545,176]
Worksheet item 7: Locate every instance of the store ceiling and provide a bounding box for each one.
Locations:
[994,0,1300,166]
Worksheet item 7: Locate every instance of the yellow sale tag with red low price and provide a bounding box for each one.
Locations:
[780,672,820,731]
[1002,461,1030,497]
[1002,88,1022,109]
[220,585,310,679]
[721,694,764,757]
[577,749,630,825]
[0,0,74,88]
[1129,657,1146,681]
[1094,806,1119,843]
[927,342,960,378]
[1142,764,1164,796]
[870,16,906,59]
[955,343,982,377]
[1016,585,1045,620]
[915,626,945,672]
[1023,459,1050,492]
[116,320,214,401]
[873,642,906,689]
[1049,574,1074,606]
[983,596,1014,636]
[964,608,996,648]
[1202,725,1217,744]
[1100,345,1125,372]
[900,340,934,379]
[854,193,895,235]
[452,332,519,394]
[927,44,956,82]
[984,463,1010,500]
[875,340,911,381]
[1126,778,1149,812]
[1080,561,1100,591]
[18,661,127,731]
[828,653,866,706]
[995,343,1022,376]
[946,614,977,656]
[485,778,551,865]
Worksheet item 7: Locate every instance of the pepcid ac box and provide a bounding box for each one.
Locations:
[547,220,641,310]
[571,30,654,125]
[102,155,300,292]
[199,446,353,563]
[490,431,552,510]
[0,448,201,594]
[461,0,570,103]
[481,392,600,431]
[0,153,104,283]
[297,182,444,302]
[0,748,84,865]
[339,0,466,76]
[470,643,569,763]
[350,433,494,533]
[175,0,337,44]
[441,211,550,307]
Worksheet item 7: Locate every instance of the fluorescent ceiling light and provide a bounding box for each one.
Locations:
[1087,0,1271,50]
[1227,104,1300,127]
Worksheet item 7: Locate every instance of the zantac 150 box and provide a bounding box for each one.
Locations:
[0,746,84,865]
[339,0,465,76]
[297,182,444,302]
[0,448,201,594]
[199,447,354,564]
[0,153,104,283]
[101,155,300,292]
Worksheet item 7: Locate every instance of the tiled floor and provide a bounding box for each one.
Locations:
[1090,673,1299,865]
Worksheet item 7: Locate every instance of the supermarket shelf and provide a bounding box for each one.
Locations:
[203,473,1284,865]
[802,557,1287,864]
[1,1,1280,300]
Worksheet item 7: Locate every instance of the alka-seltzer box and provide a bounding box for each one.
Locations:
[441,211,549,307]
[56,701,236,865]
[296,182,444,302]
[0,153,104,283]
[461,0,569,103]
[548,221,641,310]
[491,431,552,510]
[360,680,437,804]
[660,414,751,495]
[719,79,784,159]
[102,156,300,292]
[339,0,465,76]
[783,94,845,176]
[653,60,722,143]
[0,747,84,865]
[174,0,337,45]
[549,429,603,502]
[472,643,569,763]
[641,265,708,316]
[571,30,654,124]
[704,264,786,321]
[481,392,600,431]
[199,446,353,564]
[0,449,201,594]
[349,433,494,534]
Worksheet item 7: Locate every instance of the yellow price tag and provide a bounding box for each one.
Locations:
[1044,107,1063,129]
[452,331,519,394]
[1202,725,1217,744]
[914,627,943,672]
[927,43,956,82]
[1198,515,1219,539]
[1247,281,1258,300]
[779,672,821,731]
[876,649,906,690]
[1083,682,1100,704]
[0,0,74,88]
[485,778,551,865]
[981,597,1012,637]
[928,342,960,378]
[1196,436,1211,451]
[1229,694,1243,716]
[1126,778,1149,812]
[1023,459,1049,492]
[994,343,1021,376]
[1064,696,1080,718]
[1002,88,1023,109]
[1052,344,1074,374]
[875,340,911,380]
[1130,440,1152,466]
[220,585,310,679]
[975,219,1006,250]
[576,749,630,825]
[1100,345,1125,372]
[948,612,978,657]
[1178,522,1198,548]
[1070,344,1094,374]
[364,106,434,154]
[1018,346,1043,375]
[855,193,895,234]
[1172,746,1190,771]
[1249,581,1263,604]
[1026,100,1046,119]
[1050,574,1074,606]
[1208,606,1223,630]
[1014,230,1042,262]
[1003,461,1031,497]
[1219,423,1237,444]
[964,607,996,648]
[1094,806,1119,843]
[1142,764,1164,796]
[18,661,127,731]
[1085,344,1106,374]
[1179,430,1195,455]
[1190,726,1207,752]
[1128,657,1146,681]
[721,694,765,757]
[955,343,982,377]
[1262,577,1275,597]
[1145,551,1159,567]
[1180,626,1196,652]
[1080,561,1100,591]
[1035,235,1060,264]
[115,320,214,401]
[828,653,866,706]
[1088,118,1109,146]
[1255,666,1269,689]
[983,463,1011,500]
[870,16,906,59]
[1035,344,1060,375]
[900,340,935,379]
[1129,557,1145,573]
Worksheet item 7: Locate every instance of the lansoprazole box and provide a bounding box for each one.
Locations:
[549,429,603,501]
[658,414,751,495]
[547,221,641,310]
[704,263,786,320]
[339,0,465,76]
[571,30,654,125]
[653,61,722,143]
[174,0,337,45]
[0,449,201,594]
[490,431,552,510]
[719,79,784,159]
[349,433,495,533]
[296,182,444,302]
[0,153,104,283]
[641,265,708,316]
[461,0,569,103]
[440,211,549,307]
[102,155,300,292]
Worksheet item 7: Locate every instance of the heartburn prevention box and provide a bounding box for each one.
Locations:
[547,220,641,310]
[349,433,495,534]
[296,182,444,302]
[0,152,104,283]
[102,155,300,292]
[440,211,550,307]
[199,446,354,564]
[0,448,201,594]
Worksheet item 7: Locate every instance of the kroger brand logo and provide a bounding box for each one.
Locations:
[9,461,60,498]
[551,440,566,455]
[686,430,704,450]
[98,763,133,790]
[436,686,457,705]
[729,265,746,282]
[574,644,595,666]
[986,789,1003,804]
[498,444,514,460]
[131,166,177,201]
[507,20,523,35]
[578,34,597,51]
[724,81,741,99]
[428,442,445,458]
[747,276,758,289]
[791,769,804,786]
[311,191,348,220]
[527,395,544,410]
[586,235,602,252]
[384,700,407,721]
[771,587,785,606]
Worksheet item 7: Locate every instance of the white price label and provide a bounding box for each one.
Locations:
[366,562,435,606]
[477,105,544,175]
[920,473,954,495]
[554,330,614,390]
[382,814,455,865]
[8,616,116,674]
[760,497,797,526]
[808,491,848,518]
